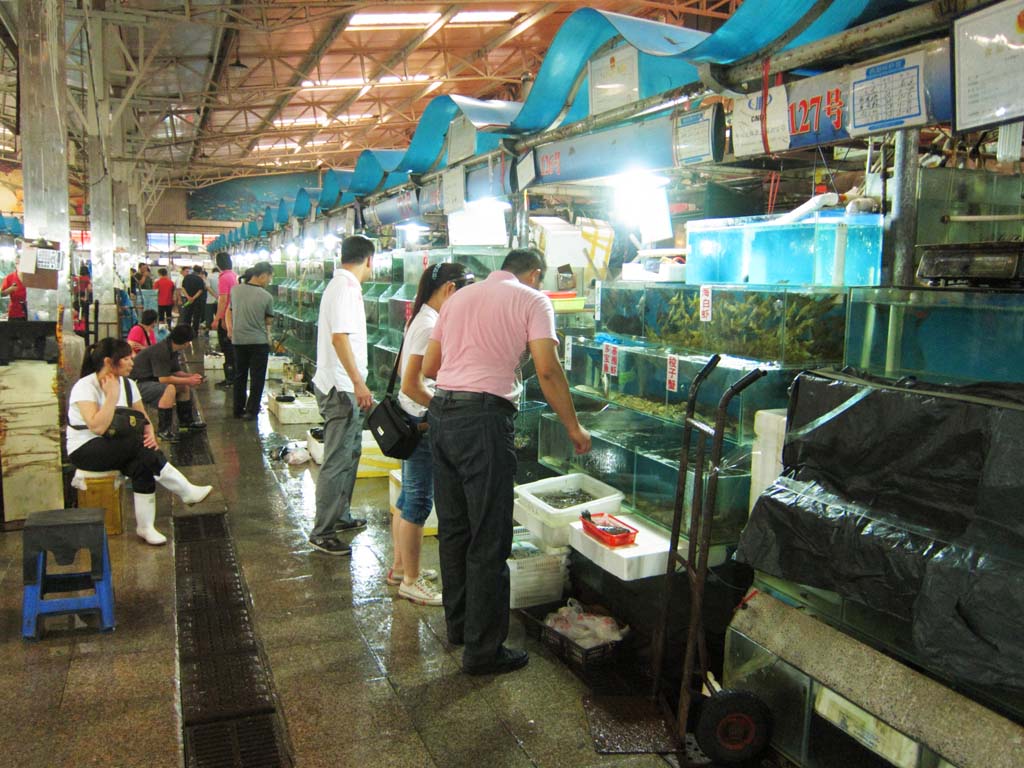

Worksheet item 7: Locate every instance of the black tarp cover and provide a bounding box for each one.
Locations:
[736,370,1024,690]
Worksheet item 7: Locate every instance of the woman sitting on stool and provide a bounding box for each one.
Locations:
[67,338,213,545]
[126,308,158,355]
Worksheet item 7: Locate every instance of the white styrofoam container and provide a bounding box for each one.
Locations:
[203,354,225,376]
[266,354,290,378]
[568,513,726,581]
[513,499,572,548]
[749,408,787,512]
[267,394,320,424]
[514,473,623,527]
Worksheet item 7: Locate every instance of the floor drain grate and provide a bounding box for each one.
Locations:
[176,571,248,611]
[185,714,285,768]
[175,514,230,543]
[177,539,239,575]
[178,609,258,660]
[180,652,276,725]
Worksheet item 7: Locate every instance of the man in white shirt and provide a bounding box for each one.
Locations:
[309,235,375,555]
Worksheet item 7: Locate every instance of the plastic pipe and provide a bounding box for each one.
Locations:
[772,192,840,225]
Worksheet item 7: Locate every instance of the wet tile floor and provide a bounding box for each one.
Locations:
[0,344,672,768]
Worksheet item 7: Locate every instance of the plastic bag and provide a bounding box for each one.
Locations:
[544,599,628,649]
[285,448,310,465]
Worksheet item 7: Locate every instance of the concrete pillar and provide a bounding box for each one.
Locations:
[18,0,71,320]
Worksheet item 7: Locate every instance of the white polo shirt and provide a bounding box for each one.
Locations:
[313,268,367,395]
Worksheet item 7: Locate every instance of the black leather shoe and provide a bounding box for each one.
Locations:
[463,646,528,676]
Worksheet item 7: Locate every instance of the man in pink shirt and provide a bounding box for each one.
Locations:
[422,248,590,676]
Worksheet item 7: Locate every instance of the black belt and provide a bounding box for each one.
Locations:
[434,389,516,411]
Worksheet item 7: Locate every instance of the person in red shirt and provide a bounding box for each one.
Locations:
[154,267,175,324]
[1,259,27,320]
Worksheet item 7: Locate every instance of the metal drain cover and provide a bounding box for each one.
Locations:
[180,653,276,725]
[184,714,286,768]
[175,514,230,543]
[176,571,248,611]
[178,609,258,661]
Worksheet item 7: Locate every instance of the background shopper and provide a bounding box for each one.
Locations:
[226,262,275,421]
[211,252,237,388]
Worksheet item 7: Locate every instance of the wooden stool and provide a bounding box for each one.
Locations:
[74,469,128,536]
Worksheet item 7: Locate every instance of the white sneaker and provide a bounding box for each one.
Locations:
[398,576,443,607]
[386,567,438,586]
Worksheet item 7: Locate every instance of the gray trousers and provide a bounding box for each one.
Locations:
[311,386,363,539]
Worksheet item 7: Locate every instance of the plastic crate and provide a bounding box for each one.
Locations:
[519,605,622,670]
[580,512,638,547]
[515,473,623,526]
[140,288,158,311]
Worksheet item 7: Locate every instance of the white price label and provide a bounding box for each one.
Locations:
[594,281,602,322]
[849,53,925,136]
[666,354,679,392]
[699,286,713,322]
[732,85,791,156]
[602,343,619,376]
[564,335,573,371]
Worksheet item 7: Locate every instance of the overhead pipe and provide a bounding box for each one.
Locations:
[722,0,992,91]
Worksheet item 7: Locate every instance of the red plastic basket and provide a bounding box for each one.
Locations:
[580,512,638,547]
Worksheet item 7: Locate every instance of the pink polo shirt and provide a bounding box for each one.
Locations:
[432,270,557,403]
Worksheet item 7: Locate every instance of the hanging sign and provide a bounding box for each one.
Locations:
[699,285,713,322]
[849,52,926,136]
[786,72,849,148]
[564,335,573,371]
[594,281,602,322]
[666,354,679,392]
[953,0,1024,132]
[602,343,619,376]
[732,85,791,156]
[673,105,722,165]
[442,167,466,214]
[516,151,538,190]
[589,45,639,116]
[447,115,477,164]
[35,248,62,270]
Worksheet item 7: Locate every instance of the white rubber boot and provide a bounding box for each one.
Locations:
[155,463,213,505]
[133,492,167,546]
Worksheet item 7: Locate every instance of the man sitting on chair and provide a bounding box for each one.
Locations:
[130,325,206,442]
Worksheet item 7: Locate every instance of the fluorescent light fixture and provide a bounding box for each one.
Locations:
[611,171,671,244]
[350,12,440,26]
[452,11,517,23]
[323,233,340,251]
[302,237,316,256]
[285,242,299,258]
[273,116,329,128]
[301,74,431,91]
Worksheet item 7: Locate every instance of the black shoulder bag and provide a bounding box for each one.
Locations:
[367,336,422,460]
[71,378,148,441]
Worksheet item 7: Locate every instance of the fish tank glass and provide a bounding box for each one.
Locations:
[845,288,1024,384]
[566,337,797,443]
[644,283,847,365]
[370,342,398,392]
[916,167,1024,246]
[387,284,418,347]
[596,281,646,338]
[362,282,388,327]
[686,212,883,286]
[450,246,507,279]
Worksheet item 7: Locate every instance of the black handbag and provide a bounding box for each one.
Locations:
[367,336,422,460]
[71,378,148,441]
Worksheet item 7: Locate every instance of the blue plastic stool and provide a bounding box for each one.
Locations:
[21,508,115,640]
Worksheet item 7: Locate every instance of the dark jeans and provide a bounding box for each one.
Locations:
[204,303,216,328]
[233,343,269,417]
[181,300,203,334]
[428,392,517,666]
[158,304,173,323]
[216,324,235,377]
[70,434,167,494]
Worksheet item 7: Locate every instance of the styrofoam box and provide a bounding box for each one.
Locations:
[267,394,320,424]
[749,408,787,512]
[203,354,225,376]
[387,468,438,535]
[515,473,624,527]
[266,355,290,378]
[509,537,569,609]
[359,431,400,478]
[306,430,324,464]
[568,514,726,581]
[513,499,572,549]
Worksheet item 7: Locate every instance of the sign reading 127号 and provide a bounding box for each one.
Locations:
[849,52,926,136]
